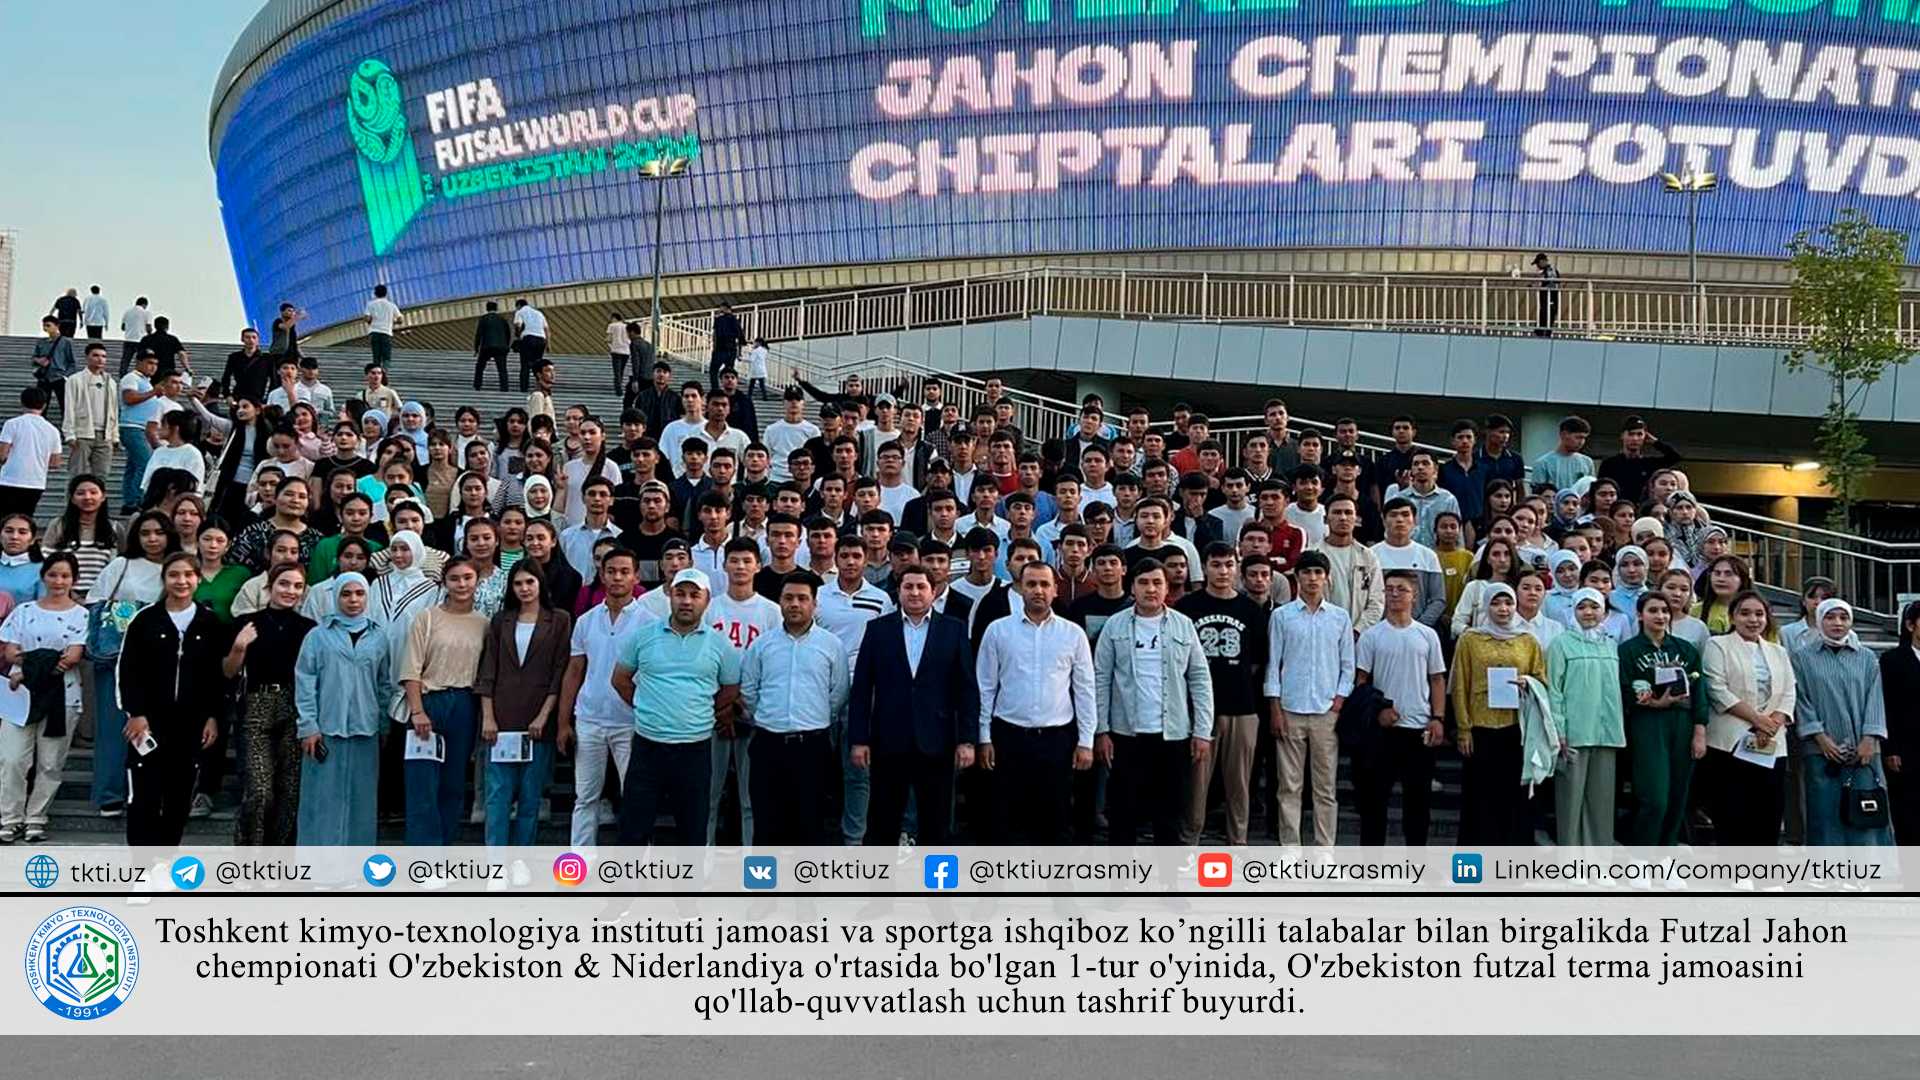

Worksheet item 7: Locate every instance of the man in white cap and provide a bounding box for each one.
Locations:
[611,567,742,844]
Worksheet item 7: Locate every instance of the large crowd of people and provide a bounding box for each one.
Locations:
[0,282,1913,849]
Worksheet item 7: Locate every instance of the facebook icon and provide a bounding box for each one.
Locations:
[922,854,960,890]
[1451,852,1484,885]
[743,856,778,890]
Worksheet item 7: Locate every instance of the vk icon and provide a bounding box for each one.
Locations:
[169,855,205,891]
[1452,852,1484,885]
[923,854,960,890]
[743,856,778,890]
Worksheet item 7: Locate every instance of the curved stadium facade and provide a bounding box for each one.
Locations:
[212,0,1920,352]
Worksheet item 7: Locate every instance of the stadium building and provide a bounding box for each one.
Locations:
[211,0,1920,522]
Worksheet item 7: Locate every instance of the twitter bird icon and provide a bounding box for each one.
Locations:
[363,854,397,888]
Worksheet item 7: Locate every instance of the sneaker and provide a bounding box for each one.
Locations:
[23,825,47,844]
[189,794,213,819]
[99,802,125,819]
[0,825,19,845]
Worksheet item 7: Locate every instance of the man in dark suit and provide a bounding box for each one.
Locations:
[472,300,513,391]
[849,566,977,845]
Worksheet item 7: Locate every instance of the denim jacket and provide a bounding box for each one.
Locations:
[294,616,395,740]
[1092,607,1215,741]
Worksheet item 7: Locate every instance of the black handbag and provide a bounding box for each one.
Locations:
[1841,766,1891,830]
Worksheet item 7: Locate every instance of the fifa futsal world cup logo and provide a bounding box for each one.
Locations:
[346,58,427,256]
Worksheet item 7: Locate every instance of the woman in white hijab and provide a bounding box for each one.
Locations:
[1789,598,1894,845]
[367,530,441,821]
[1547,588,1626,846]
[1450,583,1547,846]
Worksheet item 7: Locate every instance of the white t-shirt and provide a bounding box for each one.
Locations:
[1370,539,1443,574]
[705,591,781,653]
[746,344,769,379]
[0,414,62,490]
[657,418,706,474]
[606,321,630,356]
[515,306,548,339]
[0,601,88,712]
[878,480,919,524]
[1081,482,1116,509]
[142,443,208,490]
[560,457,621,529]
[1286,504,1328,548]
[1132,613,1166,734]
[1355,619,1447,727]
[764,420,819,482]
[1209,503,1256,545]
[365,297,400,335]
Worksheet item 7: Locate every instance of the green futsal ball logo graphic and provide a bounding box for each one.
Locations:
[347,59,408,165]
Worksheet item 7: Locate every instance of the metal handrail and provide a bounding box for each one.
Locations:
[786,351,1920,621]
[652,263,1920,351]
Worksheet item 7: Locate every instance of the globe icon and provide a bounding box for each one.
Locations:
[24,854,59,889]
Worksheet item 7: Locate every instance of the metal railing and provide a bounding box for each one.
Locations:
[651,264,1920,353]
[770,349,1920,624]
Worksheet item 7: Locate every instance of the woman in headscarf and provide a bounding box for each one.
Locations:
[301,538,375,623]
[1665,490,1709,567]
[369,503,447,584]
[1542,550,1584,627]
[1618,592,1709,845]
[1688,526,1733,592]
[1546,587,1625,846]
[1452,538,1526,641]
[520,475,556,523]
[222,562,316,845]
[1879,600,1920,845]
[358,409,389,455]
[399,401,431,465]
[1608,545,1650,618]
[294,571,392,845]
[1790,599,1894,846]
[1450,583,1547,846]
[1546,487,1585,542]
[1701,590,1796,847]
[367,528,442,822]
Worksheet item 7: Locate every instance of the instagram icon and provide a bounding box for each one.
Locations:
[552,852,589,887]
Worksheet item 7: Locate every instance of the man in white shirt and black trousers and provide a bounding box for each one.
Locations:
[740,569,850,846]
[976,560,1097,844]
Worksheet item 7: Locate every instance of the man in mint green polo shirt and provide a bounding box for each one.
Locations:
[612,567,742,844]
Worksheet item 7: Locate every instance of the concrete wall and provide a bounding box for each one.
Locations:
[803,316,1920,424]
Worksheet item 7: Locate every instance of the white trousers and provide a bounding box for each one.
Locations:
[569,720,632,848]
[0,720,75,828]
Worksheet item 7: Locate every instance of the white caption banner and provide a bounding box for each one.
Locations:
[5,896,1916,1034]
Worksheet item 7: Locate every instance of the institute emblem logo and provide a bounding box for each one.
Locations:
[24,907,139,1020]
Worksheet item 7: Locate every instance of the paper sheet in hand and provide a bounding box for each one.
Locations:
[1487,667,1520,710]
[1733,734,1780,769]
[405,732,445,762]
[0,681,27,727]
[491,732,532,763]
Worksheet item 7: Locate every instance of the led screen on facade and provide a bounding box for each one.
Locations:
[212,0,1920,332]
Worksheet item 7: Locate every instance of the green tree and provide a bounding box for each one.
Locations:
[1784,209,1914,531]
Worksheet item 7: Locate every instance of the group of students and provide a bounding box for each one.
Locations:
[0,329,1912,848]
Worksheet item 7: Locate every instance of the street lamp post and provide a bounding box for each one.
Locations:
[641,155,691,357]
[1660,168,1718,284]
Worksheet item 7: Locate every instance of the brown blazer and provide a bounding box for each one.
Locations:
[473,606,573,734]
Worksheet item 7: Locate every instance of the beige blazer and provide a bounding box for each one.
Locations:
[62,368,120,443]
[1702,632,1797,756]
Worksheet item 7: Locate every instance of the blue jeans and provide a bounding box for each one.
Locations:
[484,740,555,847]
[91,662,128,809]
[118,426,151,510]
[404,689,477,845]
[1801,754,1895,847]
[836,715,869,845]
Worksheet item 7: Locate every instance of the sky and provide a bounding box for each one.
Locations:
[1,0,261,339]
